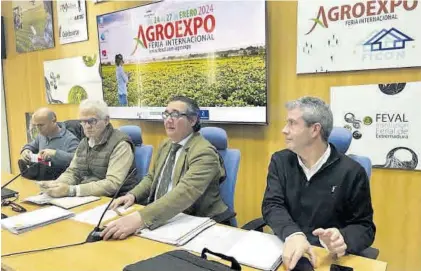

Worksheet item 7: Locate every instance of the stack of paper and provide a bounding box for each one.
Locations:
[23,194,100,209]
[138,213,216,246]
[72,203,134,226]
[1,206,74,234]
[182,226,284,271]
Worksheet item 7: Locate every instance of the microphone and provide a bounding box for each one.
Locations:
[1,167,138,257]
[86,167,137,243]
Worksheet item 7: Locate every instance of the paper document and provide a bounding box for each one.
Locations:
[23,194,100,209]
[72,203,134,225]
[182,227,284,271]
[1,206,74,234]
[138,213,216,246]
[227,230,284,271]
[181,225,247,255]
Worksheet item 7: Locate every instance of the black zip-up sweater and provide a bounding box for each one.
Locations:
[262,144,376,255]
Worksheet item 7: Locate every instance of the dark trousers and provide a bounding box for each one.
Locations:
[18,159,65,180]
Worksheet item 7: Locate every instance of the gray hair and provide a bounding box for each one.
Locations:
[285,96,333,142]
[79,99,109,119]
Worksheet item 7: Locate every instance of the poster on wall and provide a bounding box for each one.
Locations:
[25,112,37,143]
[97,0,267,124]
[57,0,88,44]
[43,54,103,104]
[331,82,421,171]
[13,0,54,53]
[297,0,421,73]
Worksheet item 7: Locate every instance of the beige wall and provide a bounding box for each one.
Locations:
[2,1,421,270]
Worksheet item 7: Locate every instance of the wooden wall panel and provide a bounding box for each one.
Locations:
[1,1,420,270]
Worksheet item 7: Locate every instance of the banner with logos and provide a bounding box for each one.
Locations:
[43,54,103,104]
[331,82,421,171]
[13,0,54,53]
[57,0,88,44]
[97,0,267,123]
[297,0,421,73]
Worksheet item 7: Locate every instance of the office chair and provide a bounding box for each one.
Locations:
[200,127,241,227]
[119,125,153,180]
[242,127,379,259]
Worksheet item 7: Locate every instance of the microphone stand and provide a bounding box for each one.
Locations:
[86,168,137,243]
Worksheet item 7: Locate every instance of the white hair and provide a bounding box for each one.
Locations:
[79,99,109,119]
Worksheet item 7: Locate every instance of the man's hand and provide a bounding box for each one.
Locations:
[101,212,144,241]
[313,228,347,257]
[283,234,316,270]
[109,194,136,210]
[42,182,70,198]
[39,149,56,161]
[21,149,33,162]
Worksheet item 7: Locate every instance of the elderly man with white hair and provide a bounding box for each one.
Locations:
[40,99,138,198]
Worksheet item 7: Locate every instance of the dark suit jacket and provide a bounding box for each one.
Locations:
[130,132,228,229]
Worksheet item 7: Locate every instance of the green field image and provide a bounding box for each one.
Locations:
[101,55,266,107]
[13,2,53,53]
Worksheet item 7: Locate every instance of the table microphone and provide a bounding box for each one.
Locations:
[86,167,137,243]
[1,167,138,257]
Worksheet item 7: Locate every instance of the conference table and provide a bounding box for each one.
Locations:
[1,173,388,271]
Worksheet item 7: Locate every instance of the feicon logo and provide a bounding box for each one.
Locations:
[305,0,418,35]
[131,14,216,55]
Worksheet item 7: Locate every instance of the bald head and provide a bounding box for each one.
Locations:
[32,107,58,137]
[33,107,56,122]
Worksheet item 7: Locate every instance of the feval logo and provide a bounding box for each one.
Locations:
[363,28,414,51]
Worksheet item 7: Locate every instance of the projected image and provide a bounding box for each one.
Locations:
[97,0,267,123]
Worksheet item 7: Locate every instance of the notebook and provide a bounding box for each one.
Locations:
[23,193,100,209]
[137,213,216,246]
[181,226,284,271]
[1,206,74,234]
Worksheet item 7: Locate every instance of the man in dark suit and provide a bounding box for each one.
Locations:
[101,96,228,240]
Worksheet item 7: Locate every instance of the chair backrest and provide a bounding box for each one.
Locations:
[328,127,372,179]
[200,127,240,227]
[63,120,85,140]
[119,125,153,180]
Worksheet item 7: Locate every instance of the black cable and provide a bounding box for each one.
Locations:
[1,240,88,257]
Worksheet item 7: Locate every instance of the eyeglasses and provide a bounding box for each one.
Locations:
[162,111,189,120]
[2,200,27,213]
[80,118,100,126]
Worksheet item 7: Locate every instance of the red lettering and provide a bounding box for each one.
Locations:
[193,17,203,35]
[366,1,377,16]
[203,15,215,32]
[377,0,389,14]
[403,0,418,10]
[175,20,183,38]
[164,22,174,39]
[352,2,365,18]
[183,18,193,36]
[340,5,352,20]
[146,25,154,41]
[328,6,339,21]
[391,0,402,12]
[155,24,164,40]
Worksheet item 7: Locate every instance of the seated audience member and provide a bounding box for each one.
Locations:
[100,96,229,241]
[19,107,80,180]
[39,99,138,197]
[262,97,375,270]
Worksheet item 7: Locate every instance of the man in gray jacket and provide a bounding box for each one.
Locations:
[19,107,80,180]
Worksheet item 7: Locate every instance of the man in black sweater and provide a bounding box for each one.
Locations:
[262,97,375,270]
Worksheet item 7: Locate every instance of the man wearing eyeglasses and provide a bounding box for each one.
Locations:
[100,96,229,241]
[38,99,138,198]
[19,107,80,180]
